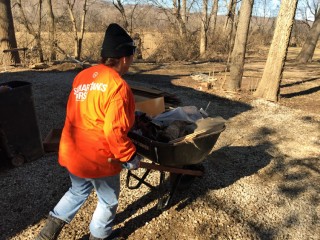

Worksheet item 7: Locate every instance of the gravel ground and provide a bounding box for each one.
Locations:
[0,64,319,240]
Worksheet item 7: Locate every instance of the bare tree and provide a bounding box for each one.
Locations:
[296,5,320,63]
[151,0,189,39]
[181,0,187,23]
[44,0,56,61]
[65,0,93,60]
[200,0,218,56]
[254,0,298,102]
[113,0,129,31]
[224,0,238,52]
[173,0,188,39]
[251,0,276,45]
[224,0,237,32]
[226,0,254,91]
[211,0,218,34]
[296,0,318,28]
[0,0,20,64]
[38,0,43,61]
[15,0,44,62]
[112,0,139,34]
[200,0,208,56]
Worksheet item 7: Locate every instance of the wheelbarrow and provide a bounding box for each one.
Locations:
[122,125,226,209]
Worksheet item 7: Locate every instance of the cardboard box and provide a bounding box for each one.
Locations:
[135,95,165,117]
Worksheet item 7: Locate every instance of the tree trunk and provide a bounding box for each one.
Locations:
[0,0,20,64]
[296,9,320,63]
[254,0,298,102]
[78,0,88,59]
[226,0,254,91]
[45,0,56,61]
[211,0,218,35]
[173,0,187,39]
[201,0,218,57]
[224,0,237,51]
[181,0,187,23]
[66,0,78,58]
[224,0,236,32]
[37,0,44,62]
[200,0,208,56]
[113,0,129,31]
[16,0,44,62]
[65,0,89,60]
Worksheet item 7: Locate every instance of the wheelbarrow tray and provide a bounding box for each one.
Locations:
[128,126,225,167]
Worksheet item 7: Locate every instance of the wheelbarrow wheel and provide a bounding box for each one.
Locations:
[169,163,205,190]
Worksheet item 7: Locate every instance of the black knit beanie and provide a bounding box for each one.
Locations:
[101,23,136,58]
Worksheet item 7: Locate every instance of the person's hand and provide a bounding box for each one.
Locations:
[122,154,142,170]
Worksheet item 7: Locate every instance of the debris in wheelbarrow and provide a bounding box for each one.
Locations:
[132,106,225,142]
[129,106,226,166]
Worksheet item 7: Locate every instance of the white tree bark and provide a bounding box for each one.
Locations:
[227,0,254,91]
[200,0,208,56]
[254,0,299,101]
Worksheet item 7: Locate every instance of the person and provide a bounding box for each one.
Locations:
[35,23,141,240]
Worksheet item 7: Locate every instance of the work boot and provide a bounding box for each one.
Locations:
[35,215,66,240]
[89,229,124,240]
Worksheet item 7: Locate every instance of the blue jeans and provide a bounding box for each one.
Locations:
[50,173,120,239]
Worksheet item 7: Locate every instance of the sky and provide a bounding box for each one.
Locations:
[218,0,316,21]
[116,0,317,21]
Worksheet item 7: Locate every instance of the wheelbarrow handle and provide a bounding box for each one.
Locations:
[108,158,204,177]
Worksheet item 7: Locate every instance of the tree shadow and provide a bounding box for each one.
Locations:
[266,156,319,198]
[207,155,320,240]
[280,85,320,98]
[280,77,320,88]
[202,149,319,240]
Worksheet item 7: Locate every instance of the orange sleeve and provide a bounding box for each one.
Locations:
[103,98,136,162]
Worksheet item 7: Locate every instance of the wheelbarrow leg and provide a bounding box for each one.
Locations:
[156,171,166,210]
[117,160,204,210]
[157,173,183,210]
[126,169,155,189]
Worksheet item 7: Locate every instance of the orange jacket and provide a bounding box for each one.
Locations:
[58,64,136,178]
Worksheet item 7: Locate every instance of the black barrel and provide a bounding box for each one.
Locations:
[0,81,43,166]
